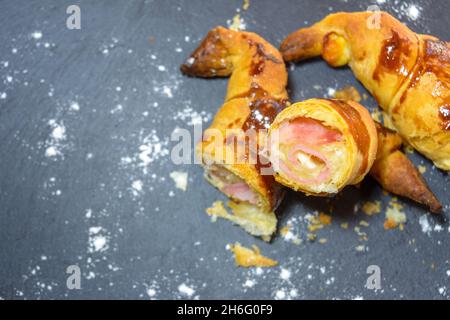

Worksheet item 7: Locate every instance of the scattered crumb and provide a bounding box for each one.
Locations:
[206,200,229,222]
[307,233,317,242]
[362,201,381,216]
[384,198,406,230]
[359,220,370,227]
[418,165,427,174]
[279,220,302,245]
[333,86,361,102]
[228,14,246,31]
[230,243,278,268]
[354,226,368,241]
[340,222,349,229]
[306,212,332,232]
[243,0,250,10]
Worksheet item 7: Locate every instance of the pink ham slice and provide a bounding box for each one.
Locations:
[274,118,342,185]
[222,182,259,205]
[279,117,341,145]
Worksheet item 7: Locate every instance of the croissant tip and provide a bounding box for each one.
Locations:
[429,203,443,214]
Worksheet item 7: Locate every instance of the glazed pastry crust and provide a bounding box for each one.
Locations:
[268,98,378,195]
[371,123,442,213]
[280,11,450,170]
[181,27,288,225]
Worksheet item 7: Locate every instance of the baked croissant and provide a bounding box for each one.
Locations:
[267,97,441,211]
[280,11,450,171]
[267,98,378,195]
[181,27,289,239]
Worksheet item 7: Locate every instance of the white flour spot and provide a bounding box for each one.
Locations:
[31,31,43,40]
[327,87,336,97]
[44,120,67,158]
[280,268,291,281]
[169,171,188,191]
[88,227,109,253]
[275,290,286,300]
[243,279,255,288]
[162,86,173,98]
[69,102,80,111]
[174,105,211,126]
[110,104,123,114]
[131,179,144,196]
[138,131,169,170]
[178,283,195,297]
[146,288,157,297]
[157,65,166,72]
[406,4,421,20]
[419,215,432,234]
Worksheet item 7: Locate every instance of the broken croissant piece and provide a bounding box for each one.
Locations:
[230,243,278,268]
[371,123,442,213]
[281,11,450,170]
[268,98,378,195]
[181,27,289,239]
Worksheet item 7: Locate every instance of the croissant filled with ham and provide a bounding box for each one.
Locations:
[267,99,441,212]
[280,11,450,171]
[268,98,378,195]
[180,27,289,239]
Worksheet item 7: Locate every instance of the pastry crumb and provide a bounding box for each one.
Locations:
[307,233,317,242]
[340,222,349,229]
[418,165,427,174]
[384,198,407,230]
[206,200,228,222]
[333,85,361,102]
[228,14,246,31]
[362,201,381,216]
[359,220,370,227]
[230,243,278,268]
[306,212,332,232]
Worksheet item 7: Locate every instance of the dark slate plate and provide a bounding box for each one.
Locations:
[0,0,448,299]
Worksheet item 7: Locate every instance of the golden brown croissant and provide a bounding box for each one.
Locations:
[181,26,289,239]
[266,98,441,212]
[371,123,442,213]
[267,98,378,195]
[280,11,450,171]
